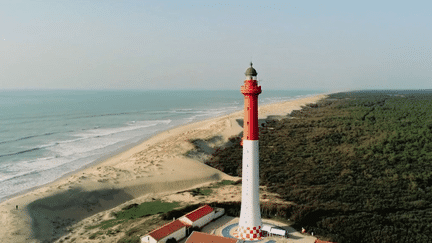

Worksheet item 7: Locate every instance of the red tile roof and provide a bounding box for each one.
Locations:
[148,220,187,241]
[315,240,337,243]
[184,205,214,222]
[185,231,238,243]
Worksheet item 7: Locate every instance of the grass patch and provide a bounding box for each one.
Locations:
[107,229,120,235]
[118,235,140,243]
[200,188,213,195]
[210,180,236,188]
[89,231,104,239]
[220,179,236,185]
[187,179,237,196]
[100,219,127,229]
[190,188,213,196]
[189,180,237,196]
[126,227,141,236]
[85,200,181,231]
[115,200,181,220]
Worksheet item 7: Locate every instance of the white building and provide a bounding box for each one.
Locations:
[141,220,188,243]
[261,224,288,238]
[269,227,287,237]
[261,224,272,236]
[179,204,215,228]
[141,204,227,243]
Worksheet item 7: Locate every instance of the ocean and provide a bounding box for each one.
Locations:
[0,89,326,202]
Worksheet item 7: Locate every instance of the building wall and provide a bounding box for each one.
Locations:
[192,211,215,228]
[269,228,287,237]
[213,208,225,219]
[141,235,157,243]
[159,227,186,243]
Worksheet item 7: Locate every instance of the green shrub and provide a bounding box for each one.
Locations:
[166,237,178,243]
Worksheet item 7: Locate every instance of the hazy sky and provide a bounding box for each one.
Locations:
[1,1,431,92]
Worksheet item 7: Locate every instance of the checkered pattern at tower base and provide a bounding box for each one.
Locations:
[233,225,263,241]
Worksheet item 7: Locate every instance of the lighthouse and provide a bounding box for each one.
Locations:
[238,62,263,241]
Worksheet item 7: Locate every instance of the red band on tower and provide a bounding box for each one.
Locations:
[241,80,261,141]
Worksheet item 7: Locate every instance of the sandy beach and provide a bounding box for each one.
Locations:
[0,93,329,243]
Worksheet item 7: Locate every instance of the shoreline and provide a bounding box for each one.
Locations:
[0,92,331,243]
[0,92,327,205]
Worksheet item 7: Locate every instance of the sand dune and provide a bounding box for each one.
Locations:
[0,93,329,243]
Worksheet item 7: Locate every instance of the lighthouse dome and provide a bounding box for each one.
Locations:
[245,62,258,77]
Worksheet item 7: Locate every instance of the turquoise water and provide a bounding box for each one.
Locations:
[0,89,326,202]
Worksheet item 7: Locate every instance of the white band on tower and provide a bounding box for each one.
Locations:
[238,140,262,240]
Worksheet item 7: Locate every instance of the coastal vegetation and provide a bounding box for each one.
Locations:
[115,200,181,220]
[82,200,181,242]
[166,237,178,243]
[51,91,432,243]
[204,91,432,243]
[85,200,180,232]
[78,180,238,242]
[188,179,237,196]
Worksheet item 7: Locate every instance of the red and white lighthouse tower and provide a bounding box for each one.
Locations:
[237,62,263,241]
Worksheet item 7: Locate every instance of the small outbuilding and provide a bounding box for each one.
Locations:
[141,220,188,243]
[269,227,287,237]
[185,231,241,243]
[261,224,272,236]
[261,224,288,238]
